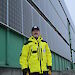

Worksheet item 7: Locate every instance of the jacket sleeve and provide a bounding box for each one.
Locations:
[45,43,52,67]
[20,44,29,70]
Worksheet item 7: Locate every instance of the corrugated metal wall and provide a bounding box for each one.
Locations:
[23,0,32,37]
[0,0,7,24]
[70,27,75,63]
[9,0,22,32]
[33,0,69,43]
[59,0,75,64]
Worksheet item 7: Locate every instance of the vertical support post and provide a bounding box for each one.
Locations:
[67,18,73,69]
[6,29,9,65]
[5,0,9,65]
[7,0,9,26]
[21,0,24,33]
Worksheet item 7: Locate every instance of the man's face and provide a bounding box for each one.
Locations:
[32,29,40,38]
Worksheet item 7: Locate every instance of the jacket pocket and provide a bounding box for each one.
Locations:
[29,53,40,72]
[32,51,37,53]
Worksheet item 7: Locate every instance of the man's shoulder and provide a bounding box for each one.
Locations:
[41,40,47,43]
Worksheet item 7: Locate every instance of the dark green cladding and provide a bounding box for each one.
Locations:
[7,30,24,67]
[0,26,6,65]
[0,25,26,68]
[52,52,73,71]
[0,25,75,70]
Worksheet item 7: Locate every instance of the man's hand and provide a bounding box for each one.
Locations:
[47,66,52,75]
[23,68,29,75]
[48,70,51,75]
[26,71,29,75]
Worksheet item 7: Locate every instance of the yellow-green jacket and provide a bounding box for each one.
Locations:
[20,36,52,73]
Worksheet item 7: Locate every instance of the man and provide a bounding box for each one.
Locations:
[20,26,52,75]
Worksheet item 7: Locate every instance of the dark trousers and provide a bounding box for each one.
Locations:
[30,71,48,75]
[23,71,48,75]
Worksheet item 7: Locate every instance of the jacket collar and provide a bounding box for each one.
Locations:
[28,35,43,43]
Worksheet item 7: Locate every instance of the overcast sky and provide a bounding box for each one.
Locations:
[64,0,75,26]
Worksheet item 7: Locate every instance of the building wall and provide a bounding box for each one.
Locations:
[0,23,75,72]
[0,0,75,74]
[0,0,7,24]
[70,27,75,63]
[59,0,75,63]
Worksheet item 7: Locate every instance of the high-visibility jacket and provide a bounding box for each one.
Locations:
[20,36,52,74]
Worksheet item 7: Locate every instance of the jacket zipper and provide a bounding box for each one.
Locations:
[38,43,42,73]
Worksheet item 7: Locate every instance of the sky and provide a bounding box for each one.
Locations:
[64,0,75,26]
